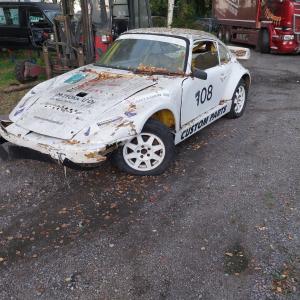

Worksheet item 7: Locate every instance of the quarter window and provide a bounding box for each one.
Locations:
[192,41,219,70]
[218,43,231,64]
[0,7,19,26]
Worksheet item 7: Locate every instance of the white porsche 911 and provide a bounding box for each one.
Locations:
[0,28,250,175]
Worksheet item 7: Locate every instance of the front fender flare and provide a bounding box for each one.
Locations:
[131,104,178,134]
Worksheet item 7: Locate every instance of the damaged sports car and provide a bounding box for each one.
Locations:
[0,28,251,175]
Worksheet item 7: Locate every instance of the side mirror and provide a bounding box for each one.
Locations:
[192,68,207,80]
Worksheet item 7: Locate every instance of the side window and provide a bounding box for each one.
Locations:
[0,8,5,25]
[10,8,19,25]
[0,7,19,26]
[192,41,219,70]
[29,8,47,27]
[218,43,231,65]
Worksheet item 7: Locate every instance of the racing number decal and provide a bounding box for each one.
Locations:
[207,85,213,101]
[195,85,213,106]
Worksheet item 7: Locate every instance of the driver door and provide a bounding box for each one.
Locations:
[180,40,224,126]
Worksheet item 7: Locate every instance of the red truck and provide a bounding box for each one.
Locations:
[213,0,300,53]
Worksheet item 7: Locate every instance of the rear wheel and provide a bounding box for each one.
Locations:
[217,25,223,41]
[112,119,175,176]
[259,29,270,54]
[227,79,248,119]
[224,27,231,44]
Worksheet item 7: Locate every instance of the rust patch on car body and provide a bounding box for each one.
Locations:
[111,120,137,137]
[127,103,137,112]
[82,68,134,81]
[135,64,185,77]
[219,99,229,105]
[84,151,106,162]
[64,140,80,145]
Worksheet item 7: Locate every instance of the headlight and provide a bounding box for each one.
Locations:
[101,35,111,43]
[282,35,294,41]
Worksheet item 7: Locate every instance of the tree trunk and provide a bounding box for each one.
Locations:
[167,0,175,28]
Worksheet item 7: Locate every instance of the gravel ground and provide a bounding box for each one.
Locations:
[0,51,299,300]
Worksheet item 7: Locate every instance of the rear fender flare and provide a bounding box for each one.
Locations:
[222,69,251,102]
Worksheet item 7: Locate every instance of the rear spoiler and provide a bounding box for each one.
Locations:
[228,46,251,60]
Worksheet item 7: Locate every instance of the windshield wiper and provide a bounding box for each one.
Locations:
[94,64,184,76]
[94,63,112,68]
[94,63,134,72]
[133,68,184,77]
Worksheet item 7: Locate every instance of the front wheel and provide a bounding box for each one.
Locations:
[227,80,248,119]
[112,119,175,176]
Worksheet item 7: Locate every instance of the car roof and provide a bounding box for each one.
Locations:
[0,1,59,10]
[125,27,217,42]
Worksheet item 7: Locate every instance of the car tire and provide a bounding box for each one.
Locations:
[15,60,38,84]
[226,79,248,119]
[259,29,270,54]
[217,25,223,41]
[112,119,175,176]
[217,25,225,42]
[224,27,231,44]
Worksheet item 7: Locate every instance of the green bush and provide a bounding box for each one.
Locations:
[150,0,168,16]
[173,0,197,28]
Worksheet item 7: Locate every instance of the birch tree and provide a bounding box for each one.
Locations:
[167,0,175,28]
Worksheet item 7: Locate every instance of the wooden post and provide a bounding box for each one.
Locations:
[43,45,52,79]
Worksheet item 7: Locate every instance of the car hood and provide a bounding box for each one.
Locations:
[12,67,157,140]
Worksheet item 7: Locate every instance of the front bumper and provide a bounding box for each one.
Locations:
[271,36,300,53]
[0,121,108,165]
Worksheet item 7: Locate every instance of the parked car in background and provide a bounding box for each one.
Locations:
[0,28,251,176]
[0,1,60,49]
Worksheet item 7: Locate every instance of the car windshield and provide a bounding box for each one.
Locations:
[96,38,187,75]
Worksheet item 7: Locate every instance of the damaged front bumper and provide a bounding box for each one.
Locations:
[0,120,109,165]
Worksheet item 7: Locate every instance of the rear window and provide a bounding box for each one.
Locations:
[0,7,19,26]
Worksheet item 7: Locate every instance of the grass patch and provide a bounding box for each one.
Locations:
[0,49,44,88]
[0,57,18,89]
[0,49,44,115]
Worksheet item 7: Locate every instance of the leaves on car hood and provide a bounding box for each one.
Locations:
[13,69,157,140]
